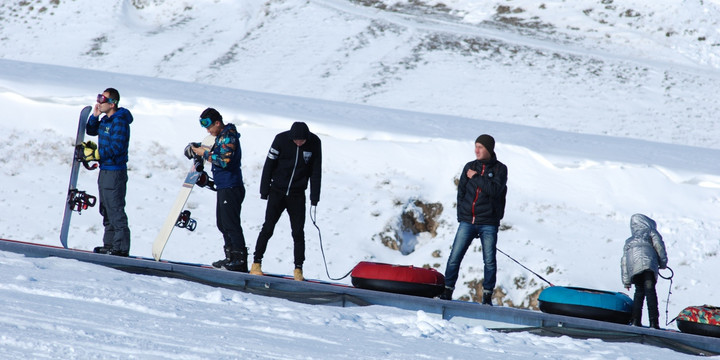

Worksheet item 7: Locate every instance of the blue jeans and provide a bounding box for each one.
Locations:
[444,222,498,291]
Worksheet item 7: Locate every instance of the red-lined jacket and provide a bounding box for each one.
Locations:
[456,155,508,225]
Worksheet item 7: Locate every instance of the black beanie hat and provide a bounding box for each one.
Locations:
[200,107,223,125]
[289,122,310,140]
[475,134,495,155]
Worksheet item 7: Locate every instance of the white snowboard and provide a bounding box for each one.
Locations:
[152,135,215,260]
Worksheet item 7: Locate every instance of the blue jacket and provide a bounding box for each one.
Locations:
[86,108,133,170]
[206,123,244,189]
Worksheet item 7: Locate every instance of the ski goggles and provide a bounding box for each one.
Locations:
[199,117,213,128]
[96,94,117,104]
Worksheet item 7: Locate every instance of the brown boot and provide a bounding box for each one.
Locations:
[293,268,304,281]
[249,262,263,275]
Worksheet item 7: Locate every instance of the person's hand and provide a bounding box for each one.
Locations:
[311,200,318,206]
[191,146,205,157]
[261,194,268,200]
[184,142,201,159]
[466,168,477,178]
[93,103,101,117]
[81,141,100,162]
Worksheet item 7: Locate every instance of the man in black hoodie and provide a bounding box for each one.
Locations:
[440,134,508,304]
[250,122,322,281]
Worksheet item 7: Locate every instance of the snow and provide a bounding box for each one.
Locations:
[1,0,720,358]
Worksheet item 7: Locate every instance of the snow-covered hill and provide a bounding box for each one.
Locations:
[1,0,720,148]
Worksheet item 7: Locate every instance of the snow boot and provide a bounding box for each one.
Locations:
[222,249,248,273]
[649,319,660,329]
[293,268,304,281]
[439,287,454,300]
[249,262,263,276]
[93,245,111,254]
[212,246,231,269]
[481,289,493,306]
[107,249,129,257]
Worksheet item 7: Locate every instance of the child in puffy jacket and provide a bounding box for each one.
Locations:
[621,214,668,329]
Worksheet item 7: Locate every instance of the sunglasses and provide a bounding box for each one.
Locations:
[97,94,117,104]
[199,117,213,128]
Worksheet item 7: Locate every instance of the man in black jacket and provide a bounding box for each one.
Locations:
[440,134,508,304]
[250,122,322,281]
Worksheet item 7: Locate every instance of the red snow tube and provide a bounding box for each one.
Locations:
[351,261,445,298]
[676,305,720,338]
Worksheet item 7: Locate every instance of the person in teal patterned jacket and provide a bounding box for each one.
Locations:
[191,108,247,272]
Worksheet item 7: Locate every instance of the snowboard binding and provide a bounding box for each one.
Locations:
[67,189,97,213]
[175,210,197,231]
[74,144,99,170]
[196,171,216,191]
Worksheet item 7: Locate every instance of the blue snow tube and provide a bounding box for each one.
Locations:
[538,286,633,324]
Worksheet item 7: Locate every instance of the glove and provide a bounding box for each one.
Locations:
[311,200,318,206]
[82,141,100,162]
[184,142,201,160]
[260,194,268,200]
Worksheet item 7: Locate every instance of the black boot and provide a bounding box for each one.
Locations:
[482,289,493,306]
[649,319,660,329]
[222,248,248,272]
[107,249,129,257]
[438,287,453,300]
[93,245,111,254]
[212,246,231,268]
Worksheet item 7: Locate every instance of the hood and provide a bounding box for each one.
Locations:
[289,122,309,140]
[630,213,656,238]
[112,107,134,124]
[221,123,240,138]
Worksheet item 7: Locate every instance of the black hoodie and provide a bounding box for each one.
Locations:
[260,122,322,205]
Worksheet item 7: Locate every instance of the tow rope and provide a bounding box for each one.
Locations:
[658,266,675,326]
[311,205,353,281]
[497,247,555,287]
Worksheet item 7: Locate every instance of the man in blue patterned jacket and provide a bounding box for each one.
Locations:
[84,88,133,256]
[191,108,248,272]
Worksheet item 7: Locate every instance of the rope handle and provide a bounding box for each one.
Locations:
[311,205,353,281]
[659,266,674,325]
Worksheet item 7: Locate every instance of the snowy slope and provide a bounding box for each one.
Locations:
[1,250,703,359]
[1,0,720,148]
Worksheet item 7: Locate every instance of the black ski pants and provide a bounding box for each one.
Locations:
[216,186,247,252]
[631,270,659,324]
[253,189,306,267]
[98,169,130,252]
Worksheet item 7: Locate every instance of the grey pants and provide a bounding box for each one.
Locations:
[98,169,130,251]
